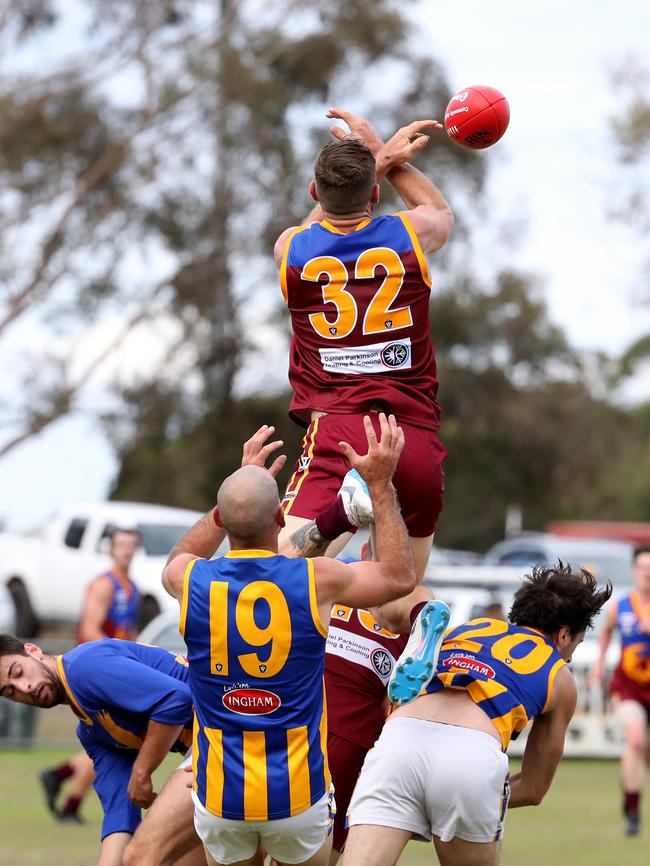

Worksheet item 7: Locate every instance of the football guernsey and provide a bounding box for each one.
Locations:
[57,639,193,839]
[613,593,650,687]
[180,550,330,821]
[426,618,566,749]
[325,604,407,750]
[280,214,440,430]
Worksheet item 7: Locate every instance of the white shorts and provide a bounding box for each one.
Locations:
[178,748,193,770]
[192,792,333,865]
[348,717,510,844]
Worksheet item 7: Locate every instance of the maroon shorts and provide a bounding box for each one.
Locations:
[328,733,369,853]
[282,413,445,537]
[610,667,650,718]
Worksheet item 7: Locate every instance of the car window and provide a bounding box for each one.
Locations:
[496,550,547,567]
[136,524,194,557]
[144,624,187,655]
[63,518,89,550]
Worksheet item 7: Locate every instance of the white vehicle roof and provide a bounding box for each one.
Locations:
[54,501,204,523]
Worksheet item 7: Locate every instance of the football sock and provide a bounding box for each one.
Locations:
[54,763,75,782]
[315,497,356,541]
[409,601,428,626]
[62,795,82,815]
[624,791,640,816]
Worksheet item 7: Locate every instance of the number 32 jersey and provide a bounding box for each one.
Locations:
[280,214,440,430]
[426,618,566,749]
[180,550,330,821]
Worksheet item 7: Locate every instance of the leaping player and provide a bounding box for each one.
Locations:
[274,108,453,580]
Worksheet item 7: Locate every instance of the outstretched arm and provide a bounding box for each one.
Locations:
[327,107,453,253]
[587,601,616,688]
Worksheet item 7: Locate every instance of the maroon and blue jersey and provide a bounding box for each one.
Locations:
[613,593,650,687]
[180,550,330,821]
[58,639,192,839]
[79,569,141,641]
[280,214,440,430]
[426,618,565,749]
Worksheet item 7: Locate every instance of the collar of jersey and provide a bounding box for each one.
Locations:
[319,218,372,235]
[224,549,277,558]
[56,655,93,725]
[517,624,551,641]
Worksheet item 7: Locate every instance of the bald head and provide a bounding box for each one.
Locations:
[216,465,282,542]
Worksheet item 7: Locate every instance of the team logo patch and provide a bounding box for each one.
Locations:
[298,455,311,472]
[380,342,410,368]
[222,688,281,715]
[371,648,393,678]
[443,654,495,678]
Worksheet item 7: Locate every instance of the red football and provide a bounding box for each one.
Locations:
[444,85,510,150]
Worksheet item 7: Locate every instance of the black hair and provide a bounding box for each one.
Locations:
[509,561,612,637]
[0,634,28,659]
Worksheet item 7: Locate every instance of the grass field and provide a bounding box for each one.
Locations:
[0,750,646,866]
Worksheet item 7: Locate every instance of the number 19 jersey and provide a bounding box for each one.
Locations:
[280,214,440,430]
[180,550,330,821]
[426,618,566,749]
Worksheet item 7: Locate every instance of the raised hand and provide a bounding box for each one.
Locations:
[326,107,384,156]
[339,413,405,488]
[377,119,443,169]
[241,425,287,477]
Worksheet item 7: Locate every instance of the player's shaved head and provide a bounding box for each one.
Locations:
[216,465,281,541]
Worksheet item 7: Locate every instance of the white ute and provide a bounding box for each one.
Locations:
[0,501,203,636]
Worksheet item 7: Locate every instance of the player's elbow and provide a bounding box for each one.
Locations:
[393,565,417,598]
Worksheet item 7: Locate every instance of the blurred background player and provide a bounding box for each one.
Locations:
[40,527,142,824]
[589,544,650,835]
[274,108,453,580]
[0,634,205,866]
[343,564,612,866]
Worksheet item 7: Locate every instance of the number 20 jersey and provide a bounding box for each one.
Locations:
[180,551,330,821]
[426,618,566,749]
[280,214,440,430]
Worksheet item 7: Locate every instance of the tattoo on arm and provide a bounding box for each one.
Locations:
[288,521,330,558]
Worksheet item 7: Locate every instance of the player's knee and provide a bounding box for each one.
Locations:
[123,836,152,866]
[626,727,647,754]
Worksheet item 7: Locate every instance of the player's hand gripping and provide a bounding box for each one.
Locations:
[241,425,287,477]
[377,119,442,170]
[326,107,385,156]
[339,413,404,489]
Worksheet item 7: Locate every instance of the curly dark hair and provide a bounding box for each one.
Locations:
[509,561,612,636]
[314,139,377,214]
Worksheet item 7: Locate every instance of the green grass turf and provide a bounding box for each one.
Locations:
[0,751,646,866]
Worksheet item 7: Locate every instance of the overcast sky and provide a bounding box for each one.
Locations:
[1,0,649,531]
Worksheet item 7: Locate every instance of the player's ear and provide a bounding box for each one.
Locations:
[275,506,286,530]
[554,625,572,650]
[370,183,380,205]
[309,180,319,202]
[24,643,43,660]
[212,507,225,529]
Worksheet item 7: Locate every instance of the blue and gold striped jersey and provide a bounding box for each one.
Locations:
[180,550,330,821]
[426,618,565,749]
